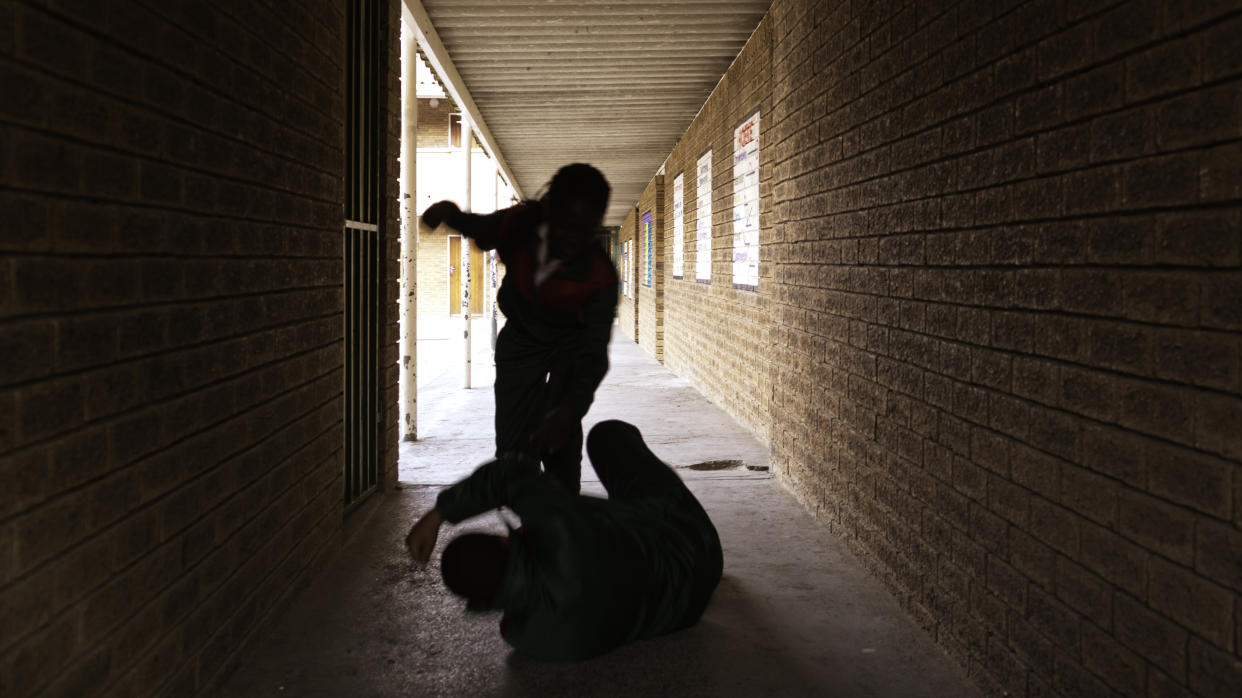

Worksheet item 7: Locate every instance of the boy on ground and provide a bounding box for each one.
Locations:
[405,420,724,660]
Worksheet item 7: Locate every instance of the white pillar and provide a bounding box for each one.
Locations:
[491,167,501,349]
[462,115,472,389]
[399,24,417,442]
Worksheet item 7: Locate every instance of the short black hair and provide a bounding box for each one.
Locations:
[546,163,610,213]
[440,533,508,607]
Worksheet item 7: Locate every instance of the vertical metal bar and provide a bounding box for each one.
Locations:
[344,229,353,503]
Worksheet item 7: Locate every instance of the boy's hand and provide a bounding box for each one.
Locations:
[406,508,444,566]
[532,406,577,454]
[421,200,460,230]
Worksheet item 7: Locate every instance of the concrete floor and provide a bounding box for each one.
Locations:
[218,320,982,698]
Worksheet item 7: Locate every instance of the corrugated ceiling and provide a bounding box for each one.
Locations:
[419,0,773,226]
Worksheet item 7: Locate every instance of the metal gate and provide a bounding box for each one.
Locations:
[344,0,382,510]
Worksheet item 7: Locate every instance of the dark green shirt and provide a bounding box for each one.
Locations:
[436,459,722,660]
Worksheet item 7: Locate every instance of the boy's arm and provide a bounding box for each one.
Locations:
[435,457,540,523]
[405,457,540,565]
[422,200,508,251]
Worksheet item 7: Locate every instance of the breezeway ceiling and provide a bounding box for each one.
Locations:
[417,0,773,227]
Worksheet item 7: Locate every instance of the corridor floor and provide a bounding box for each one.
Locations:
[218,327,981,697]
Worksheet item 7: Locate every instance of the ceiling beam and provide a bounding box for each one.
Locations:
[402,0,524,200]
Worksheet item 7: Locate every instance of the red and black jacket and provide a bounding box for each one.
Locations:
[449,201,618,417]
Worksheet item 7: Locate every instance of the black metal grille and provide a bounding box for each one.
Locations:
[344,0,382,510]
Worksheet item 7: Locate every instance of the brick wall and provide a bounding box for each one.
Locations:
[660,15,775,442]
[417,229,452,317]
[618,208,639,341]
[0,0,401,694]
[381,0,401,493]
[632,1,1242,696]
[637,176,665,361]
[416,96,453,148]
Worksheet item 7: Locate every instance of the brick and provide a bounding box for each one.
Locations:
[1095,0,1161,60]
[1064,165,1121,215]
[1082,621,1147,696]
[1119,489,1196,565]
[1153,329,1239,391]
[1029,497,1079,556]
[1115,591,1189,676]
[988,554,1028,609]
[1009,525,1055,588]
[1086,215,1153,264]
[1200,142,1242,203]
[1036,123,1090,172]
[1059,269,1122,317]
[1124,271,1199,327]
[1059,463,1117,527]
[1157,83,1242,151]
[1190,637,1242,698]
[1084,320,1150,374]
[1195,517,1242,591]
[1065,62,1125,120]
[1194,392,1242,460]
[1164,0,1241,32]
[1149,555,1234,649]
[1122,153,1200,210]
[1011,356,1059,406]
[1091,106,1154,163]
[1,320,57,385]
[1155,209,1241,267]
[1011,443,1060,500]
[1081,521,1148,596]
[1202,14,1242,81]
[1201,272,1242,331]
[1148,668,1193,698]
[1126,35,1202,102]
[1147,442,1232,519]
[1055,556,1113,629]
[1015,84,1062,135]
[1053,649,1112,698]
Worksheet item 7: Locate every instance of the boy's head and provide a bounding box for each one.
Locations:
[542,163,610,258]
[441,532,509,609]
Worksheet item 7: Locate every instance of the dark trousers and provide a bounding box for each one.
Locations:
[586,419,724,627]
[493,324,584,493]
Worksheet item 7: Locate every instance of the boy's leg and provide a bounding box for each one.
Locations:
[586,420,686,501]
[493,327,548,460]
[540,420,583,494]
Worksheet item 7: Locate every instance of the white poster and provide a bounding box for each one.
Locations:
[732,110,760,290]
[672,173,684,279]
[695,151,712,282]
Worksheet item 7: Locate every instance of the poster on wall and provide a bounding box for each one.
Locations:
[672,173,684,279]
[641,211,653,287]
[732,109,760,291]
[622,240,630,297]
[695,151,712,283]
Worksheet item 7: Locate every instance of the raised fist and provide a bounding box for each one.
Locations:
[422,200,460,230]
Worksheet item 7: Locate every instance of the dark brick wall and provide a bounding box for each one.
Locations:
[1,0,400,694]
[638,1,1242,696]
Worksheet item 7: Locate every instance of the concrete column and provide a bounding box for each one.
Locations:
[462,115,472,389]
[399,23,417,442]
